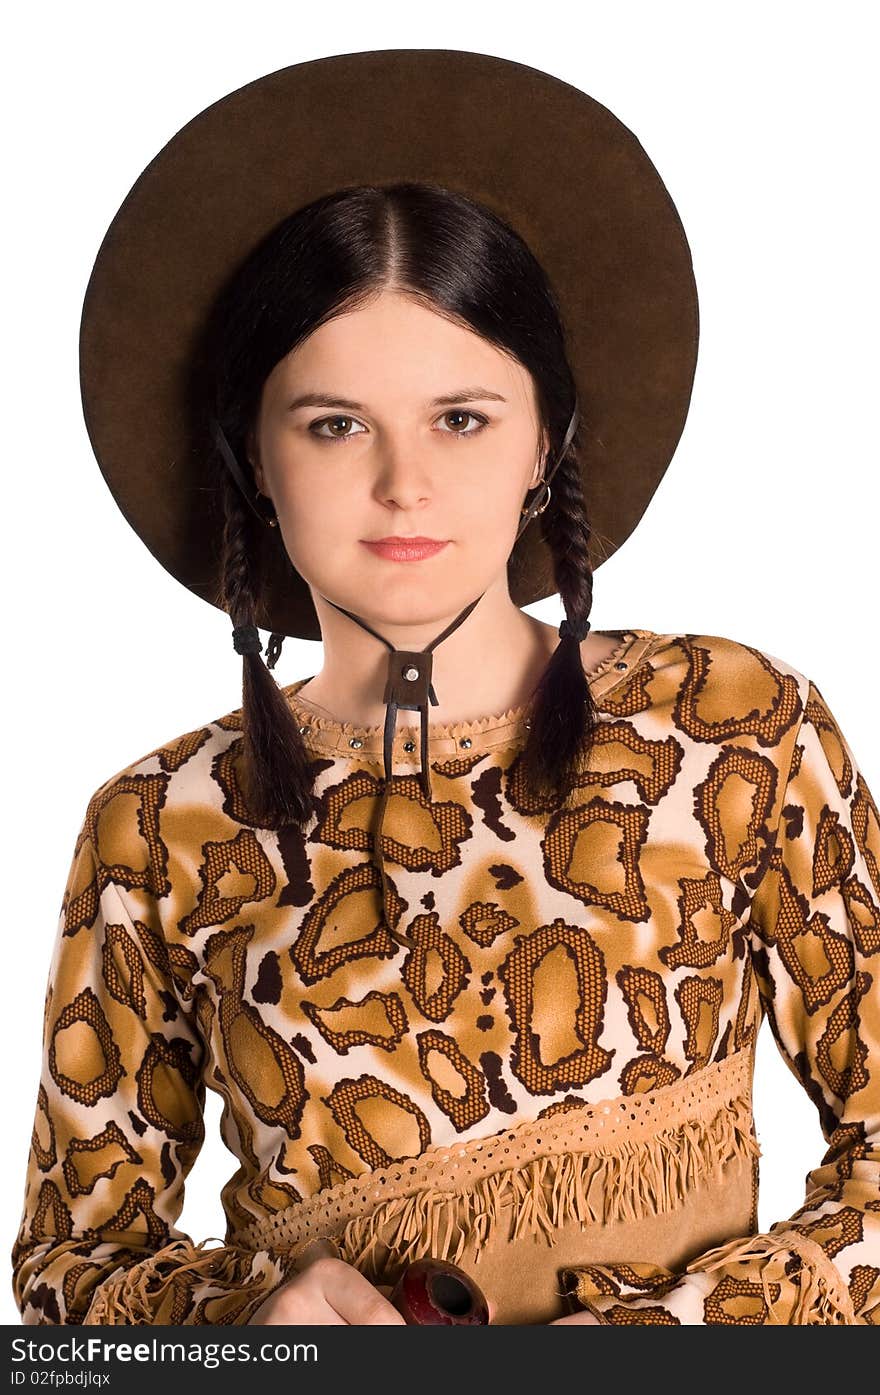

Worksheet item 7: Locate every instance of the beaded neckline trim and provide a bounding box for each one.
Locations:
[281,629,662,754]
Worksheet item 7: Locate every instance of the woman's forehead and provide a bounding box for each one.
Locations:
[267,294,537,409]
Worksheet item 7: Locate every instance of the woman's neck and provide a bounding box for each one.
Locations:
[295,586,621,729]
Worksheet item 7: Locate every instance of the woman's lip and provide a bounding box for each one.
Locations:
[361,538,450,561]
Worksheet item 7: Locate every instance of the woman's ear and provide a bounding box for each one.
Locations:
[246,429,266,493]
[530,428,550,488]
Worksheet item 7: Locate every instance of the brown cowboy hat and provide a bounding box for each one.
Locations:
[78,48,698,641]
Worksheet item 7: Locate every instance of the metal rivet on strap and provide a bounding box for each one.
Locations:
[298,725,312,735]
[615,661,628,671]
[403,666,419,681]
[349,737,363,749]
[459,737,472,749]
[403,740,415,752]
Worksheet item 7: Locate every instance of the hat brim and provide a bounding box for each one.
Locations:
[79,48,698,640]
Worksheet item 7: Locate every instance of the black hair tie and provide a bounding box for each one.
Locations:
[558,617,591,643]
[232,623,263,655]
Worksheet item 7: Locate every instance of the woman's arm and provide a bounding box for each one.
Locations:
[557,679,880,1325]
[10,782,303,1325]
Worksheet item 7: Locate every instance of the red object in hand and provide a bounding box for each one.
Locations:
[390,1258,490,1325]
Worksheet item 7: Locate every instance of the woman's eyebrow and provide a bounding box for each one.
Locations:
[285,386,508,412]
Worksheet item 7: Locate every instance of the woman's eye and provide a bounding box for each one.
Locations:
[308,411,488,442]
[309,415,366,441]
[437,410,487,436]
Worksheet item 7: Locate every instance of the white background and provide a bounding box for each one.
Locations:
[2,0,877,1325]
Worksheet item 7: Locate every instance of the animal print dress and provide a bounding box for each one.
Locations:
[10,631,880,1324]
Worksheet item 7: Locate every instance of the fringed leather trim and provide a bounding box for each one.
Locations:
[685,1226,858,1325]
[237,1047,759,1276]
[336,1089,758,1274]
[80,1237,303,1326]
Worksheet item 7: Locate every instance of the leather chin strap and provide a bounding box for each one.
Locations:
[316,403,580,950]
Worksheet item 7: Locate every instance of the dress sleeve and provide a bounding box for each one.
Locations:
[561,678,880,1325]
[10,793,312,1325]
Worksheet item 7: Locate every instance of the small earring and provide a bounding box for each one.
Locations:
[521,476,550,517]
[255,489,279,528]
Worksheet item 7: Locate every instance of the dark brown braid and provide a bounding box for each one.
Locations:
[218,469,315,829]
[517,433,600,807]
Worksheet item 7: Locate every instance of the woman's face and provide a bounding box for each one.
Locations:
[248,289,548,629]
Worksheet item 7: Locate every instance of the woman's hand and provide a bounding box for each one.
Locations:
[250,1240,406,1326]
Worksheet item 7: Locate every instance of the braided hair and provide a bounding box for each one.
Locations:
[217,468,315,827]
[518,437,600,808]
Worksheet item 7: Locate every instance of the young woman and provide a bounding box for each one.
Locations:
[10,52,879,1327]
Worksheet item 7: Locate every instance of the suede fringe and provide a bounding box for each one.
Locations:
[335,1088,759,1276]
[81,1237,281,1326]
[83,1086,766,1324]
[684,1227,858,1325]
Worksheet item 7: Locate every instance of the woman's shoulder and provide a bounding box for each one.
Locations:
[613,629,814,760]
[79,696,251,842]
[636,626,812,698]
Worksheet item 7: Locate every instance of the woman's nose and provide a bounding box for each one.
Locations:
[371,434,433,507]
